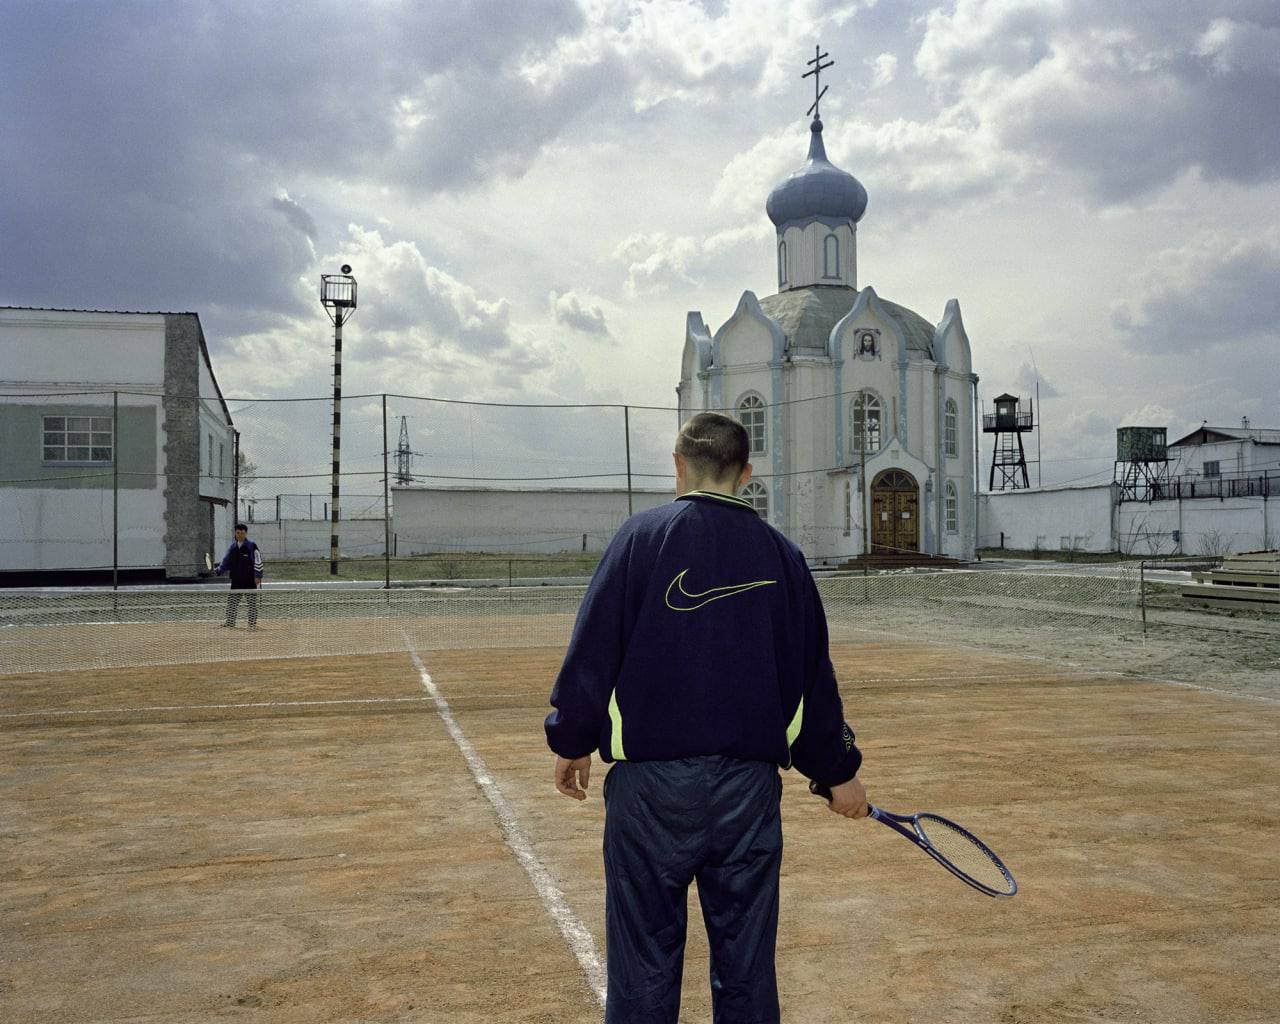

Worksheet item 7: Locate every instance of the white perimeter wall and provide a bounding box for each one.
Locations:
[1115,498,1275,557]
[980,484,1116,553]
[979,483,1275,556]
[392,487,675,555]
[238,519,391,561]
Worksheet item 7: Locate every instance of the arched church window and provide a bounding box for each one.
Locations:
[777,241,787,287]
[823,233,840,279]
[942,396,962,455]
[737,393,767,455]
[741,479,769,521]
[850,392,882,454]
[945,482,958,533]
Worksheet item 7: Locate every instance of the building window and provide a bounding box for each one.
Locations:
[741,480,768,521]
[219,442,225,482]
[737,393,767,455]
[823,233,840,279]
[850,392,882,454]
[208,433,215,475]
[1203,460,1220,478]
[945,482,958,533]
[777,240,787,287]
[43,415,113,463]
[945,399,958,457]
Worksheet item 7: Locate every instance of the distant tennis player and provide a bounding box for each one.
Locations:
[214,522,263,628]
[545,411,868,1024]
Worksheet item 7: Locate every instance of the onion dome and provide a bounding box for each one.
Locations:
[766,117,867,228]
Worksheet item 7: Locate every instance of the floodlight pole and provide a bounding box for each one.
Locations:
[321,266,358,576]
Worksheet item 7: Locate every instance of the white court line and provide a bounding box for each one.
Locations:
[0,695,432,720]
[403,641,607,1010]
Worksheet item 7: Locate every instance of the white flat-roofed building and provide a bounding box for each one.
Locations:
[0,307,234,580]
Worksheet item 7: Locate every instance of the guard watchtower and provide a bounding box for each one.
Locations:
[1114,426,1169,501]
[984,393,1033,490]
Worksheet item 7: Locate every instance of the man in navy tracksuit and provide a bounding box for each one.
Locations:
[546,412,868,1024]
[214,522,264,628]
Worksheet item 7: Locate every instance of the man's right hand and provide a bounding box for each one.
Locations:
[826,776,869,819]
[554,755,592,801]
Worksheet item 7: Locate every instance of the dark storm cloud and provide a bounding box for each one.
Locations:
[916,1,1280,204]
[1114,234,1280,354]
[270,196,318,241]
[0,0,586,319]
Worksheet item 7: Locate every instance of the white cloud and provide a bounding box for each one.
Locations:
[868,52,898,88]
[551,289,612,337]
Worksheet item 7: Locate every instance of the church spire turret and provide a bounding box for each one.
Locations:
[765,47,866,292]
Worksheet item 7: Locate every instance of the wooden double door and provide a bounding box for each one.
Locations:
[870,469,919,553]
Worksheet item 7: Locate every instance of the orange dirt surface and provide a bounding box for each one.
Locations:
[2,636,1277,1023]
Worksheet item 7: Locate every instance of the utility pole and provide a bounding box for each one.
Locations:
[395,416,413,484]
[321,265,357,576]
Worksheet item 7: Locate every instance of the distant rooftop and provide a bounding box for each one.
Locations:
[1170,425,1280,446]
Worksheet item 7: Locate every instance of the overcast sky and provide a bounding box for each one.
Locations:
[3,0,1278,489]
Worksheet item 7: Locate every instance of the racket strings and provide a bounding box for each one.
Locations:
[915,814,1014,895]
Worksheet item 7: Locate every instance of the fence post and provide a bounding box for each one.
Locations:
[113,390,119,592]
[1139,560,1147,636]
[624,405,633,516]
[233,431,240,536]
[383,394,391,590]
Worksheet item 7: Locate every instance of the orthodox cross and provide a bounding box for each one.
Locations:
[803,44,834,119]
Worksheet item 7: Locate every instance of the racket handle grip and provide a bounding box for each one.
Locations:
[809,780,833,801]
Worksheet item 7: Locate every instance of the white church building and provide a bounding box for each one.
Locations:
[678,111,978,562]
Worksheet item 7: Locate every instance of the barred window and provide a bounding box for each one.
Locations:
[945,399,958,457]
[945,482,958,533]
[43,415,113,463]
[737,393,767,455]
[850,392,882,454]
[1203,460,1220,478]
[740,479,769,520]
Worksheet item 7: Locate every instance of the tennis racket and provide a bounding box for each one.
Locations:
[810,781,1017,898]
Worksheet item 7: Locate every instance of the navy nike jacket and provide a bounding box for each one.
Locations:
[216,539,264,590]
[545,490,861,789]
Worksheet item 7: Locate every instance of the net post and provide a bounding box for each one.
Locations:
[382,393,391,591]
[112,390,119,595]
[624,405,633,516]
[1140,560,1149,635]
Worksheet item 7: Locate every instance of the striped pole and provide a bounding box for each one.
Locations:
[330,315,342,575]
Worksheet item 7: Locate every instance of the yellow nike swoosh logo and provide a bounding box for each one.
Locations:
[664,568,777,612]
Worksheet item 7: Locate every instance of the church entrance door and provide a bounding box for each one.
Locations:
[870,469,919,553]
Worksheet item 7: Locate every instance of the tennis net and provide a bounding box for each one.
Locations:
[1,568,1146,676]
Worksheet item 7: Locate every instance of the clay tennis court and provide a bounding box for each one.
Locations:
[3,605,1277,1024]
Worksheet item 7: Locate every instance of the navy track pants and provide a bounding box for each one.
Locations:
[602,756,783,1024]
